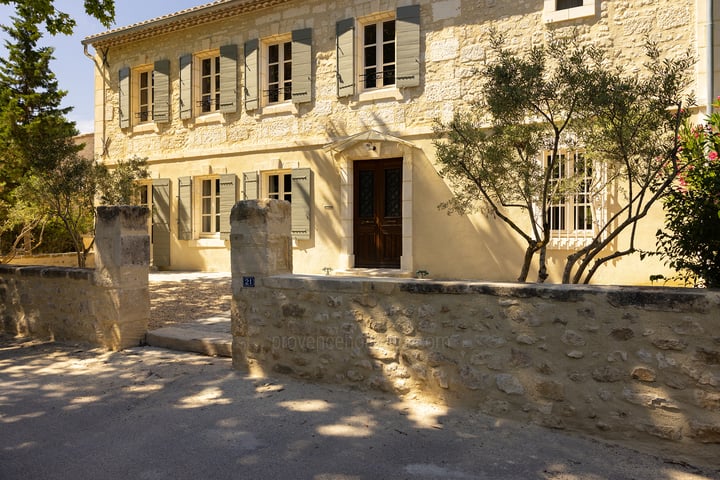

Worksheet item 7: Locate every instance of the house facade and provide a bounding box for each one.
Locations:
[82,0,719,283]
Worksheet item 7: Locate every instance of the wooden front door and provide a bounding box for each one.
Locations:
[354,158,403,268]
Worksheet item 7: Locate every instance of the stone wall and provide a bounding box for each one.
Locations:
[231,200,720,463]
[0,206,150,350]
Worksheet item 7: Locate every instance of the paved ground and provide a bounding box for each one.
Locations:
[1,336,719,480]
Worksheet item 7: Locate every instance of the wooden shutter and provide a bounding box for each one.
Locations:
[291,168,312,240]
[152,179,171,267]
[396,5,420,88]
[153,59,170,123]
[291,28,312,104]
[179,54,192,119]
[219,174,237,240]
[336,18,355,98]
[177,176,193,240]
[118,67,130,128]
[219,44,237,113]
[243,171,258,200]
[244,39,259,111]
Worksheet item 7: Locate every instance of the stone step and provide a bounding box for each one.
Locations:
[145,326,232,358]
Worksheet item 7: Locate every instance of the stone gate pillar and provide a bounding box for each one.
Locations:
[230,200,292,369]
[93,206,150,349]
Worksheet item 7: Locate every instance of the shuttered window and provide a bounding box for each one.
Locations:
[249,29,312,109]
[246,168,312,240]
[336,5,420,96]
[191,45,238,116]
[219,44,238,113]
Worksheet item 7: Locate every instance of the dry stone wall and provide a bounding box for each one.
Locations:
[231,200,720,463]
[0,206,150,350]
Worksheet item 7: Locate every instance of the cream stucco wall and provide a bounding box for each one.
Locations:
[86,0,714,284]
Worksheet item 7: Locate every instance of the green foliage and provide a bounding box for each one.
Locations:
[96,156,149,205]
[434,32,694,284]
[0,0,115,35]
[656,99,720,288]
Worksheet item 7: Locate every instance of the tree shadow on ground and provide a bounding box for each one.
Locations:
[149,278,231,330]
[1,336,717,480]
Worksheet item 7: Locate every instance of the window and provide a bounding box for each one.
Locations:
[136,67,154,123]
[246,30,312,110]
[336,5,420,98]
[265,172,293,201]
[199,54,220,113]
[362,19,395,89]
[244,169,312,240]
[547,151,596,241]
[266,40,292,104]
[180,45,237,119]
[200,177,221,234]
[557,0,583,9]
[542,0,596,22]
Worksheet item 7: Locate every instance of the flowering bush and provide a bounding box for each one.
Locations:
[657,99,720,287]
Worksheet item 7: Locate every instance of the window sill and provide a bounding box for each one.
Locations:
[547,235,594,250]
[543,4,596,23]
[131,122,158,134]
[190,237,227,248]
[356,87,403,103]
[192,112,225,126]
[261,102,297,116]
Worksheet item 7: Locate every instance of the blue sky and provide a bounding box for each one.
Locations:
[0,1,202,133]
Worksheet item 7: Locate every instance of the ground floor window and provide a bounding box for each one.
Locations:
[200,177,221,235]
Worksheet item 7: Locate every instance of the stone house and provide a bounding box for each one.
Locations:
[81,0,720,283]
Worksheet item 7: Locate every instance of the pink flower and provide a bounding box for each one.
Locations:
[709,150,718,162]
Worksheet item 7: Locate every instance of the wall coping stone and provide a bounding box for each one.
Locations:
[0,264,93,281]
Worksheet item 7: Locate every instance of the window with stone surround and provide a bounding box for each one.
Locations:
[245,30,312,110]
[336,5,420,98]
[133,66,153,124]
[264,36,293,105]
[180,45,237,120]
[361,14,396,90]
[543,0,597,23]
[176,175,238,241]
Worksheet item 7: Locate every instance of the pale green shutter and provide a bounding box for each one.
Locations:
[177,176,193,240]
[153,59,170,123]
[336,18,355,97]
[219,174,237,240]
[291,28,312,104]
[179,54,192,119]
[219,44,237,113]
[291,168,312,240]
[396,5,420,88]
[119,67,130,128]
[243,171,258,200]
[244,39,259,111]
[152,179,171,268]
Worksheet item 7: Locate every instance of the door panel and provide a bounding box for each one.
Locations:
[354,158,402,268]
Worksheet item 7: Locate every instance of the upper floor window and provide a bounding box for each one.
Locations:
[557,0,583,9]
[179,45,237,120]
[266,39,292,104]
[199,53,221,114]
[543,0,596,23]
[336,5,420,99]
[135,67,154,123]
[245,30,312,111]
[118,59,169,129]
[362,18,395,90]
